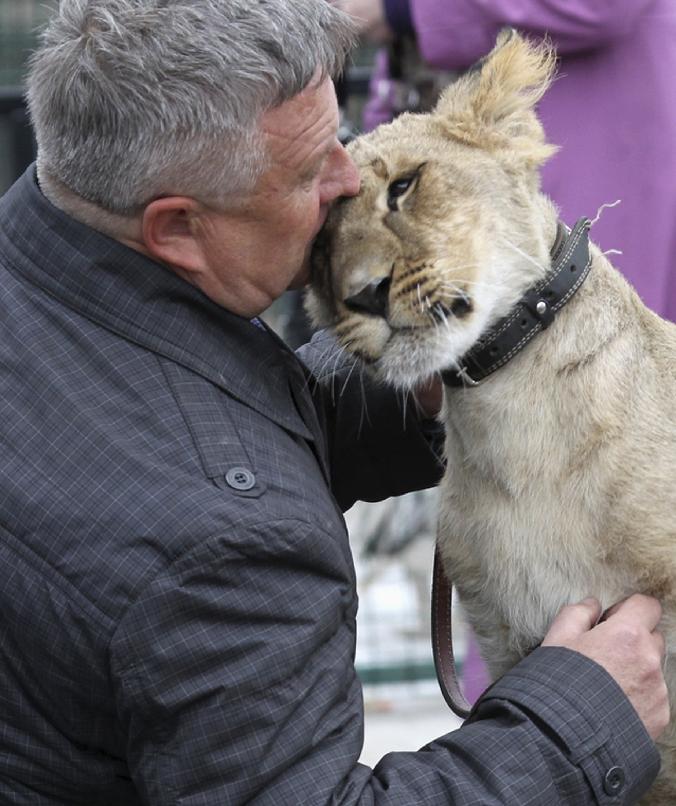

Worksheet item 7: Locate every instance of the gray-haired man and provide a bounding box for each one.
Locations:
[0,1,666,804]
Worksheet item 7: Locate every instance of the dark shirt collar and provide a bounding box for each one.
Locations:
[0,165,313,440]
[383,0,414,36]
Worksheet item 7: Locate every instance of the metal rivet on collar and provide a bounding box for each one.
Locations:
[225,467,256,491]
[536,300,548,315]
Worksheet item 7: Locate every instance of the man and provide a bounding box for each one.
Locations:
[0,1,667,803]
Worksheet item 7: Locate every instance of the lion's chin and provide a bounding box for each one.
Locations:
[338,306,493,390]
[372,328,460,390]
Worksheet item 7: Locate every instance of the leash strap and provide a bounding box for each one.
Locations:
[431,546,472,719]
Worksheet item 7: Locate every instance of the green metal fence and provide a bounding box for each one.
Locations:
[0,0,57,192]
[0,0,57,87]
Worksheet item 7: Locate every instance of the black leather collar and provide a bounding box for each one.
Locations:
[441,217,592,388]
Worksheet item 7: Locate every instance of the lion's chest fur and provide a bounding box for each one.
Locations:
[437,436,633,675]
[434,272,676,679]
[437,392,625,675]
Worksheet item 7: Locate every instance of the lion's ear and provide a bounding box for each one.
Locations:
[434,29,558,166]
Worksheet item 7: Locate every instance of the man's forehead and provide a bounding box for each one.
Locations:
[262,76,337,133]
[260,78,339,164]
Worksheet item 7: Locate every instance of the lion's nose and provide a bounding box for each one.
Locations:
[344,276,391,318]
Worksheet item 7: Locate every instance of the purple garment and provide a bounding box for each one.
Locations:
[461,633,491,705]
[363,0,676,321]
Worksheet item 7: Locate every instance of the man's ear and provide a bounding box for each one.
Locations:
[141,196,206,275]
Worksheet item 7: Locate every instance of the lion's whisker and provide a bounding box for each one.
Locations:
[430,261,482,274]
[308,340,345,391]
[339,355,361,399]
[305,340,343,396]
[438,278,510,293]
[500,238,548,274]
[357,360,370,437]
[401,388,408,429]
[590,198,622,227]
[329,341,351,404]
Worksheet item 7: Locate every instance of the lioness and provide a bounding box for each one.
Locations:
[308,30,676,804]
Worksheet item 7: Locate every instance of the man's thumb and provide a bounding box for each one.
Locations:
[542,597,602,646]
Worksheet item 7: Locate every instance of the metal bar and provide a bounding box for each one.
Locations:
[356,661,442,685]
[0,88,25,114]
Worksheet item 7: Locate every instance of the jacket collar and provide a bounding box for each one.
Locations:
[0,166,314,442]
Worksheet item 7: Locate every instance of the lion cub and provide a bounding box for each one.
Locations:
[308,30,676,804]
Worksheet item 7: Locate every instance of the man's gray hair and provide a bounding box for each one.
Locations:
[26,0,355,214]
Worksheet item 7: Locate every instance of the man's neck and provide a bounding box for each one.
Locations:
[37,164,145,249]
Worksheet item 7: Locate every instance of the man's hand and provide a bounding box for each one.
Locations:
[330,0,393,44]
[542,595,669,740]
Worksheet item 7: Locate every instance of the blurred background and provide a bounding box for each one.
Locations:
[0,0,55,194]
[0,0,466,763]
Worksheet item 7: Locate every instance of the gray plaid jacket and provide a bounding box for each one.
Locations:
[0,168,659,804]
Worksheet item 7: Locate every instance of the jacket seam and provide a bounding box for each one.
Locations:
[109,516,332,678]
[155,355,212,480]
[0,253,244,410]
[0,520,117,630]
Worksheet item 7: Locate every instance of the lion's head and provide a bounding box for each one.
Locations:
[307,30,561,388]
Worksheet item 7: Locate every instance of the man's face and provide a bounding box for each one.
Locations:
[196,76,360,317]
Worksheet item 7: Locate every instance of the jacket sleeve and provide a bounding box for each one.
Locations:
[296,329,445,511]
[365,647,660,804]
[410,0,658,66]
[110,533,660,805]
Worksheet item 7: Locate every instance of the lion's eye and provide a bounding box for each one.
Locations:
[387,175,416,211]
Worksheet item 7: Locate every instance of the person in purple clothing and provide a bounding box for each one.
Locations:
[334,0,676,322]
[334,0,676,707]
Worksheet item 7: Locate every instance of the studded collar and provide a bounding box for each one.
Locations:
[441,217,592,388]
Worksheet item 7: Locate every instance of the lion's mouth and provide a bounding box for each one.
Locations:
[427,295,474,324]
[343,289,473,326]
[335,288,476,378]
[448,294,474,318]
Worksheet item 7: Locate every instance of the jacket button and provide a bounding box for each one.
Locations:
[225,467,256,491]
[603,766,625,796]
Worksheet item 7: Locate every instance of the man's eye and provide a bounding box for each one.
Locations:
[387,175,416,210]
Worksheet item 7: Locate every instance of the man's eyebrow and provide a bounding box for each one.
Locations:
[318,137,338,161]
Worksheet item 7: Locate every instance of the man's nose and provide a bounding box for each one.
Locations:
[321,147,361,204]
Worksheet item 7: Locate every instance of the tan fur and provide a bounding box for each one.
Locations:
[308,31,676,803]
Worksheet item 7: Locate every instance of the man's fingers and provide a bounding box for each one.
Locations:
[603,593,663,632]
[543,594,662,652]
[541,594,668,741]
[542,597,602,645]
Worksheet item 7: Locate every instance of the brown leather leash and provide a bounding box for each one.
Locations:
[431,546,472,719]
